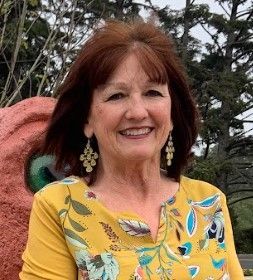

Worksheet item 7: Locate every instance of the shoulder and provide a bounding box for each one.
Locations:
[180,176,226,201]
[35,176,88,209]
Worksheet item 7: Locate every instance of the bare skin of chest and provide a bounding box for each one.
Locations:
[93,192,163,241]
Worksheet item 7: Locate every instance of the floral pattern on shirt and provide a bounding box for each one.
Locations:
[76,250,119,280]
[54,177,235,279]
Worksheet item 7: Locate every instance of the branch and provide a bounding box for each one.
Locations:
[142,0,157,10]
[134,2,155,10]
[2,11,59,107]
[1,52,19,90]
[235,127,253,137]
[241,112,253,121]
[200,23,224,54]
[0,59,36,64]
[218,2,230,17]
[36,52,51,96]
[227,189,253,197]
[0,6,9,50]
[55,0,78,88]
[228,196,253,206]
[236,9,253,19]
[23,8,43,38]
[227,181,252,186]
[234,8,253,43]
[0,0,27,104]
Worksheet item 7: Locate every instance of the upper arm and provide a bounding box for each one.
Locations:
[20,193,77,280]
[221,194,244,279]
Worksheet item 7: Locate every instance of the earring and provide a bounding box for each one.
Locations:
[165,133,174,166]
[80,139,98,173]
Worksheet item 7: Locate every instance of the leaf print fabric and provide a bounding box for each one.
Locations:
[118,219,150,237]
[206,208,225,245]
[20,176,244,280]
[186,207,197,237]
[191,194,220,208]
[186,194,221,238]
[76,250,119,280]
[178,242,192,258]
[64,228,89,248]
[188,265,200,278]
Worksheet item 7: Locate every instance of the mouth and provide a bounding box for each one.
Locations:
[119,127,153,137]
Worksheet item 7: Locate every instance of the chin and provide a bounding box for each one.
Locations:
[120,150,156,162]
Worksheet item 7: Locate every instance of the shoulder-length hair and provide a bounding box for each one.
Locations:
[41,19,199,183]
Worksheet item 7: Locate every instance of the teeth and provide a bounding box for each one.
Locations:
[121,128,151,136]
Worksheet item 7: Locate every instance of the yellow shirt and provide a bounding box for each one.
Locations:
[20,176,244,279]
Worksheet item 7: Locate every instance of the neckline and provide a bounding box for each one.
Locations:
[75,175,186,243]
[77,175,185,218]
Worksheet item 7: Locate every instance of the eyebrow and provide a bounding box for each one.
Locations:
[101,81,164,90]
[102,82,128,89]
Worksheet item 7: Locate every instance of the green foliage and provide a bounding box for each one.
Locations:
[244,269,253,276]
[229,203,253,253]
[187,157,220,184]
[28,0,39,7]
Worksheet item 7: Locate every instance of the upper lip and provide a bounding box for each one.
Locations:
[119,126,153,131]
[119,126,153,134]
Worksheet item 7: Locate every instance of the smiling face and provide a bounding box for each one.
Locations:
[84,53,173,165]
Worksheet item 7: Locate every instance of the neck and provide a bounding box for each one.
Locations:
[90,154,169,203]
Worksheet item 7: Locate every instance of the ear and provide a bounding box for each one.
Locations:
[83,121,94,138]
[170,122,174,132]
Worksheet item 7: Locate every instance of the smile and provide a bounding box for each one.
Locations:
[120,127,152,136]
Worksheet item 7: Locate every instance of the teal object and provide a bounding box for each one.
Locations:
[188,266,199,278]
[186,208,197,236]
[211,257,225,270]
[26,154,64,193]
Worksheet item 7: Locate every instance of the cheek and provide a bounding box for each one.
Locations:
[91,107,119,136]
[156,103,172,124]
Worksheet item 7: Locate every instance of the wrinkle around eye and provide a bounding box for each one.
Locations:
[145,90,164,97]
[106,92,125,101]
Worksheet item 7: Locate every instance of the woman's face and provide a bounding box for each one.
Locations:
[84,53,173,164]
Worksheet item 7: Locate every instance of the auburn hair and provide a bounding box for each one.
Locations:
[41,19,199,182]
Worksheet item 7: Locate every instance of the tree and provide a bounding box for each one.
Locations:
[0,0,154,107]
[200,0,253,195]
[158,0,253,195]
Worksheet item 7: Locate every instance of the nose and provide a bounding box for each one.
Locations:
[125,95,148,120]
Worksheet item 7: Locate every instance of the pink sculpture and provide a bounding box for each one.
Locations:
[0,97,56,279]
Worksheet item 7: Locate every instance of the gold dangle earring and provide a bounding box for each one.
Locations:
[165,133,175,166]
[80,139,98,173]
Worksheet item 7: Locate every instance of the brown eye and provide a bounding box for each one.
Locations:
[107,93,125,101]
[146,90,163,97]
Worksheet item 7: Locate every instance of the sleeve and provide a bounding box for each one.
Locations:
[19,192,77,280]
[221,193,244,279]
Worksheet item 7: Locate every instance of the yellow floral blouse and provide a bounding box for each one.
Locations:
[20,176,244,280]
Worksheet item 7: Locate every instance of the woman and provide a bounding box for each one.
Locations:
[20,20,244,279]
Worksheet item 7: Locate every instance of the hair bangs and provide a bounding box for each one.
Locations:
[132,45,168,85]
[88,47,129,91]
[89,44,168,91]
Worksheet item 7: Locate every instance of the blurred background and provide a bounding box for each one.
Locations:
[0,0,252,262]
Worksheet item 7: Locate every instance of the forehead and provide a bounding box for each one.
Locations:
[99,53,168,90]
[106,54,149,84]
